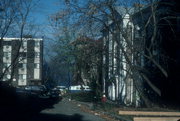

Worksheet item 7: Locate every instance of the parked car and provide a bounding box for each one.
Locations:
[55,86,67,95]
[50,88,61,97]
[24,85,48,96]
[69,85,91,93]
[16,87,27,94]
[46,88,62,101]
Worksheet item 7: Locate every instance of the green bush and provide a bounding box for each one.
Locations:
[70,92,94,102]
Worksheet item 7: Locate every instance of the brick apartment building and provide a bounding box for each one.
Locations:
[0,37,43,86]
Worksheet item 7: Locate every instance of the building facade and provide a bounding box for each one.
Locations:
[132,1,180,103]
[0,37,43,86]
[102,9,140,106]
[102,1,180,106]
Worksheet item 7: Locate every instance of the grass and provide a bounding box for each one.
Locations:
[65,92,134,121]
[68,91,94,102]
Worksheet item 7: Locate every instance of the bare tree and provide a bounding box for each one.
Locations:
[51,0,179,107]
[0,0,40,85]
[0,0,18,40]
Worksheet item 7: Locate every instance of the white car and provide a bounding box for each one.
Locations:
[55,86,67,95]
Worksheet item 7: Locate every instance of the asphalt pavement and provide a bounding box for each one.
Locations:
[28,98,105,121]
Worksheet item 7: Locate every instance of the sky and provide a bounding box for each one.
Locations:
[30,0,63,60]
[32,0,60,25]
[30,0,61,37]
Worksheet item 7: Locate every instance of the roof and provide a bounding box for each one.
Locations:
[2,37,43,41]
[115,6,134,16]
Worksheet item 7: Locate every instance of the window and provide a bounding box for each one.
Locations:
[19,52,26,58]
[4,52,11,57]
[19,63,26,68]
[19,74,26,80]
[76,87,80,90]
[3,63,11,68]
[35,41,40,47]
[35,52,40,58]
[3,41,11,45]
[34,63,40,68]
[4,74,11,80]
[22,41,27,47]
[3,45,12,52]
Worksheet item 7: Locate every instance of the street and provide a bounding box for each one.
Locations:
[28,98,105,121]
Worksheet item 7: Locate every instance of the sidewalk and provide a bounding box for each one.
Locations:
[68,98,131,121]
[68,98,180,121]
[41,97,105,121]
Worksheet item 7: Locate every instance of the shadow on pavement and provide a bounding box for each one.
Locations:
[0,94,61,121]
[0,82,91,121]
[0,82,72,121]
[0,94,88,121]
[28,113,87,121]
[0,109,86,121]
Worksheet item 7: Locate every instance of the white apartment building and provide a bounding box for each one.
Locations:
[0,37,43,86]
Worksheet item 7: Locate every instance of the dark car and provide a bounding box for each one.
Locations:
[16,87,27,94]
[24,85,48,96]
[48,88,61,98]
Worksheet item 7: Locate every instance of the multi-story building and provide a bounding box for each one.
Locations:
[101,6,140,106]
[102,1,180,106]
[132,1,180,103]
[0,37,43,86]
